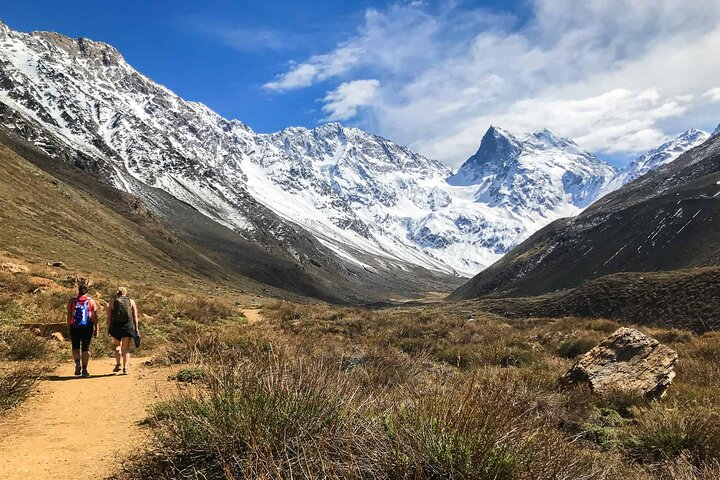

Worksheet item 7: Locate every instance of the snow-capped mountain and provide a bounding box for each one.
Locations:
[0,22,708,280]
[450,126,615,211]
[600,129,710,196]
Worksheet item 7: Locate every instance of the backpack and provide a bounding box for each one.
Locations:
[71,296,92,328]
[112,296,133,326]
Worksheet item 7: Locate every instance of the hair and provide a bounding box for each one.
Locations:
[116,286,128,297]
[78,284,89,296]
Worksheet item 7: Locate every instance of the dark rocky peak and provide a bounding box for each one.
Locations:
[461,125,522,170]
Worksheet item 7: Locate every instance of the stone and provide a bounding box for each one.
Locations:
[561,327,678,399]
[49,261,65,268]
[1,262,29,274]
[50,332,65,342]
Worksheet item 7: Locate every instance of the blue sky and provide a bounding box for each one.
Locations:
[1,0,718,167]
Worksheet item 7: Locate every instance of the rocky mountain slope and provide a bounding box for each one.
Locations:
[0,22,614,278]
[600,129,710,196]
[449,127,720,300]
[0,21,710,286]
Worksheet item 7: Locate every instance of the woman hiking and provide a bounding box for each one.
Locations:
[66,282,99,377]
[107,287,140,374]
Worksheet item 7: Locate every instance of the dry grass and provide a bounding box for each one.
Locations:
[0,363,48,411]
[3,266,719,479]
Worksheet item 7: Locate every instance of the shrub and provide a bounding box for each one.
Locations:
[138,355,385,479]
[556,336,600,359]
[385,375,609,479]
[0,363,47,411]
[656,329,694,344]
[174,367,206,383]
[625,407,720,464]
[580,407,624,449]
[1,328,51,360]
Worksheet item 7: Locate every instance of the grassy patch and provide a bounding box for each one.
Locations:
[0,363,48,411]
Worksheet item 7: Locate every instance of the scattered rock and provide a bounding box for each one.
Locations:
[49,261,65,268]
[561,327,677,399]
[50,332,65,342]
[1,262,29,274]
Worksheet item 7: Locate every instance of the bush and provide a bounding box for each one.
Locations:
[556,337,599,359]
[1,328,51,360]
[580,408,624,449]
[625,407,720,464]
[0,363,47,411]
[174,367,206,383]
[656,329,694,344]
[138,355,385,479]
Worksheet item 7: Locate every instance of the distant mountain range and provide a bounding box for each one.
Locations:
[0,21,713,298]
[450,126,720,302]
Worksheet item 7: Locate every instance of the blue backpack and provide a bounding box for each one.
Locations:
[72,296,92,327]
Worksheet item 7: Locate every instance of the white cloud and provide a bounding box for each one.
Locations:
[265,0,720,166]
[265,45,363,91]
[704,87,720,102]
[321,79,380,121]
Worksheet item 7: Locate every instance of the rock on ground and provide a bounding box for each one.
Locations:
[561,327,678,399]
[1,262,29,274]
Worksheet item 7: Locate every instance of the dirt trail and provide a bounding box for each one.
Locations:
[0,359,173,480]
[243,308,263,325]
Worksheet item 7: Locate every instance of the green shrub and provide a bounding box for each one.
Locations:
[2,329,51,360]
[556,337,599,359]
[174,367,206,383]
[625,407,720,463]
[140,356,383,479]
[580,407,624,449]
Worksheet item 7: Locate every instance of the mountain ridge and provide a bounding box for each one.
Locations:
[449,130,720,301]
[0,21,712,284]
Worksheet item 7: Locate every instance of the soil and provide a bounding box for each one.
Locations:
[0,358,175,480]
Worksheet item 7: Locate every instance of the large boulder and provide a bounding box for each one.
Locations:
[561,327,678,399]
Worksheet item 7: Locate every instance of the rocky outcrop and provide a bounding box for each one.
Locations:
[1,262,29,274]
[561,327,678,399]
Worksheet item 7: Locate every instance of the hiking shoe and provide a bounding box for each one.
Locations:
[113,364,121,373]
[122,368,128,375]
[74,364,82,376]
[81,369,90,378]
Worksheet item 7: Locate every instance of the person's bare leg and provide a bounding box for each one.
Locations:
[113,339,122,371]
[121,337,131,373]
[81,351,90,369]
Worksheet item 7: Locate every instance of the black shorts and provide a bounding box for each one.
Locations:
[70,326,93,352]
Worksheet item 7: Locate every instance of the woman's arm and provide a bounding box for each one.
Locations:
[131,299,140,337]
[107,300,113,334]
[66,300,73,337]
[91,299,99,337]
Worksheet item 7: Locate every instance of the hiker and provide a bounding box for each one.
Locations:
[107,287,140,374]
[67,283,99,377]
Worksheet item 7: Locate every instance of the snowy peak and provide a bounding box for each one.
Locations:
[450,125,615,212]
[453,126,522,181]
[601,129,710,195]
[0,22,711,282]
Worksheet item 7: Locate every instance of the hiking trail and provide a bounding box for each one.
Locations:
[0,359,174,480]
[0,310,264,479]
[243,308,263,325]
